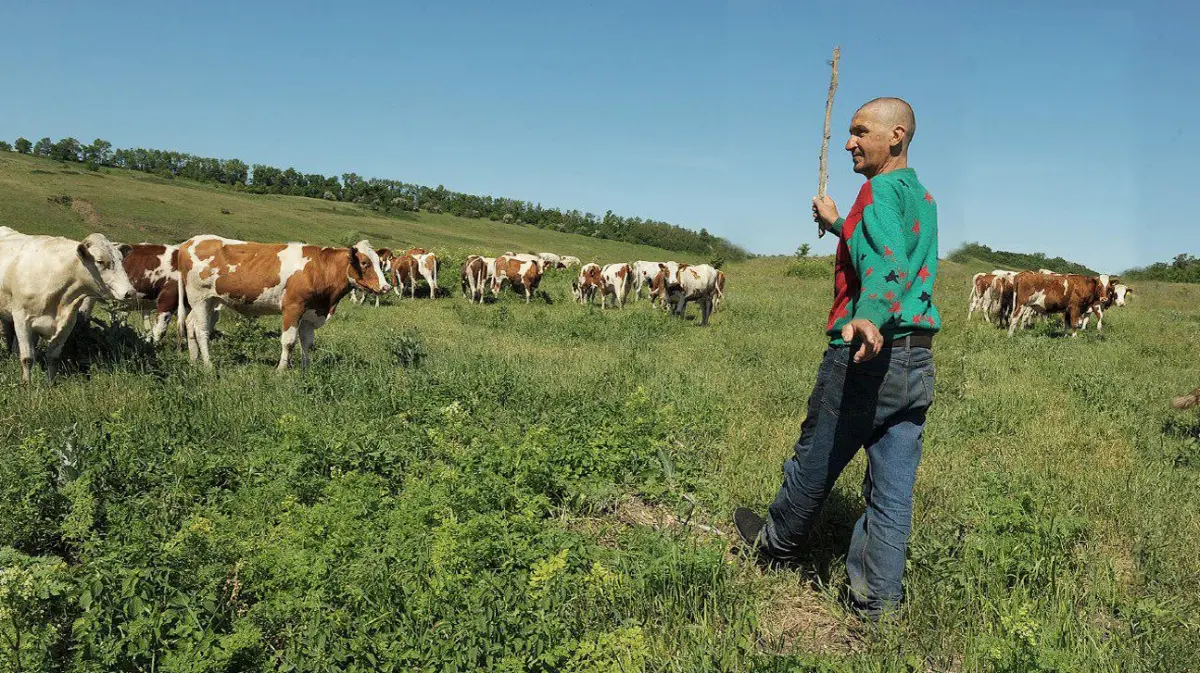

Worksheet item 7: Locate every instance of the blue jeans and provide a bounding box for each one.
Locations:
[761,343,934,617]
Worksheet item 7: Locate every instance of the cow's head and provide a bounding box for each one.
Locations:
[78,233,136,302]
[347,240,392,294]
[1113,284,1132,306]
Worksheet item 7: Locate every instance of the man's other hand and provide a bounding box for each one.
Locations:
[812,195,840,232]
[841,319,883,363]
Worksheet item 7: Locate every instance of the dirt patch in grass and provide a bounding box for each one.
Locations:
[755,581,863,657]
[71,198,100,224]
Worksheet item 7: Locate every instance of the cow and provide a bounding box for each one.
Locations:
[968,272,996,322]
[1173,386,1200,410]
[1008,272,1111,337]
[989,274,1017,327]
[599,263,633,309]
[460,254,488,304]
[713,269,727,311]
[560,255,582,269]
[1080,277,1128,331]
[630,261,666,302]
[649,261,682,309]
[669,263,720,326]
[0,229,136,383]
[116,243,182,343]
[350,248,394,307]
[573,263,603,305]
[491,254,543,303]
[502,252,546,274]
[177,236,390,371]
[537,252,566,270]
[390,248,438,300]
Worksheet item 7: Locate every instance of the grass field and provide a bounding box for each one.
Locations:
[2,151,1199,672]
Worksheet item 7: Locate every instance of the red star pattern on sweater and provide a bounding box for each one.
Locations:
[884,290,896,301]
[883,245,894,258]
[924,192,934,203]
[864,267,873,277]
[889,301,903,314]
[917,265,931,283]
[912,219,921,234]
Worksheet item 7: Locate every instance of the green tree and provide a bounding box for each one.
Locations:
[32,137,53,157]
[51,137,82,162]
[0,140,11,152]
[14,137,31,154]
[83,138,113,165]
[795,243,812,258]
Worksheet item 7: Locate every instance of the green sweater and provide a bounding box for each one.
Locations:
[825,167,941,346]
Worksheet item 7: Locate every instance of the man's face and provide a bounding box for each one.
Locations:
[845,109,898,177]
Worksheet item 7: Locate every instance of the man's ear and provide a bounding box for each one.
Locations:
[890,125,908,151]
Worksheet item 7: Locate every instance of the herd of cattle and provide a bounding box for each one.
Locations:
[966,268,1133,337]
[0,227,727,383]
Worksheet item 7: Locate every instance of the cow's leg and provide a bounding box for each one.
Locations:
[1,317,14,355]
[700,295,713,326]
[524,283,532,304]
[43,310,83,383]
[1096,308,1104,332]
[12,315,37,384]
[297,320,317,370]
[188,300,218,367]
[277,305,304,372]
[1007,307,1024,337]
[675,293,687,318]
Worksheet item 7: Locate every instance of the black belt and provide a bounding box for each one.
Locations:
[882,332,934,349]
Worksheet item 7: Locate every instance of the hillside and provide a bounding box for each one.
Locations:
[1123,254,1200,284]
[0,152,705,265]
[946,241,1098,275]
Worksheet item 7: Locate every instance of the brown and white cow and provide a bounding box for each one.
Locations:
[350,248,395,307]
[967,272,996,322]
[989,273,1017,327]
[492,254,543,303]
[177,236,390,370]
[713,269,727,311]
[1080,277,1129,331]
[0,228,136,382]
[599,263,633,309]
[390,248,439,299]
[1008,272,1111,337]
[117,243,182,343]
[630,261,665,302]
[573,263,603,305]
[460,254,488,304]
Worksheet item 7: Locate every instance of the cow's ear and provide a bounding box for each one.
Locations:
[658,263,666,270]
[117,243,133,258]
[347,247,363,274]
[77,242,93,262]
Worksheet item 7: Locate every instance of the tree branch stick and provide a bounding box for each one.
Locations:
[817,46,840,239]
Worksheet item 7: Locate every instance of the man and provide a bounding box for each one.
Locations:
[733,97,940,620]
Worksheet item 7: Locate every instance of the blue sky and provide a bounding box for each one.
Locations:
[1,1,1194,272]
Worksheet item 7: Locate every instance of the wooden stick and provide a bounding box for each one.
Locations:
[817,45,840,239]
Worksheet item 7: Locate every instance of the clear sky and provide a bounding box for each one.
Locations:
[1,1,1194,272]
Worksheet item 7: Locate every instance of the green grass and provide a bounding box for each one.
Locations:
[2,151,1200,671]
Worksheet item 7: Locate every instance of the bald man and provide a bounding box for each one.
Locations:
[734,97,941,620]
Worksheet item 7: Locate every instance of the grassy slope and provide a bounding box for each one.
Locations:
[0,152,704,264]
[2,150,1200,671]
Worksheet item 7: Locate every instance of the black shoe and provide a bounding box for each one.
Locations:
[733,507,767,551]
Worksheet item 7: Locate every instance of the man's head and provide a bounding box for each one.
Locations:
[846,97,915,178]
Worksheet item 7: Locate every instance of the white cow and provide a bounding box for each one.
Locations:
[537,252,564,270]
[0,229,136,382]
[502,252,546,274]
[670,263,720,326]
[600,263,633,309]
[560,255,581,268]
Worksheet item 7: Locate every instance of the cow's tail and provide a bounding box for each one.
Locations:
[174,247,187,350]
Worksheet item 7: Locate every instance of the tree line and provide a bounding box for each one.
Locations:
[1122,253,1200,284]
[3,135,748,261]
[946,241,1097,275]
